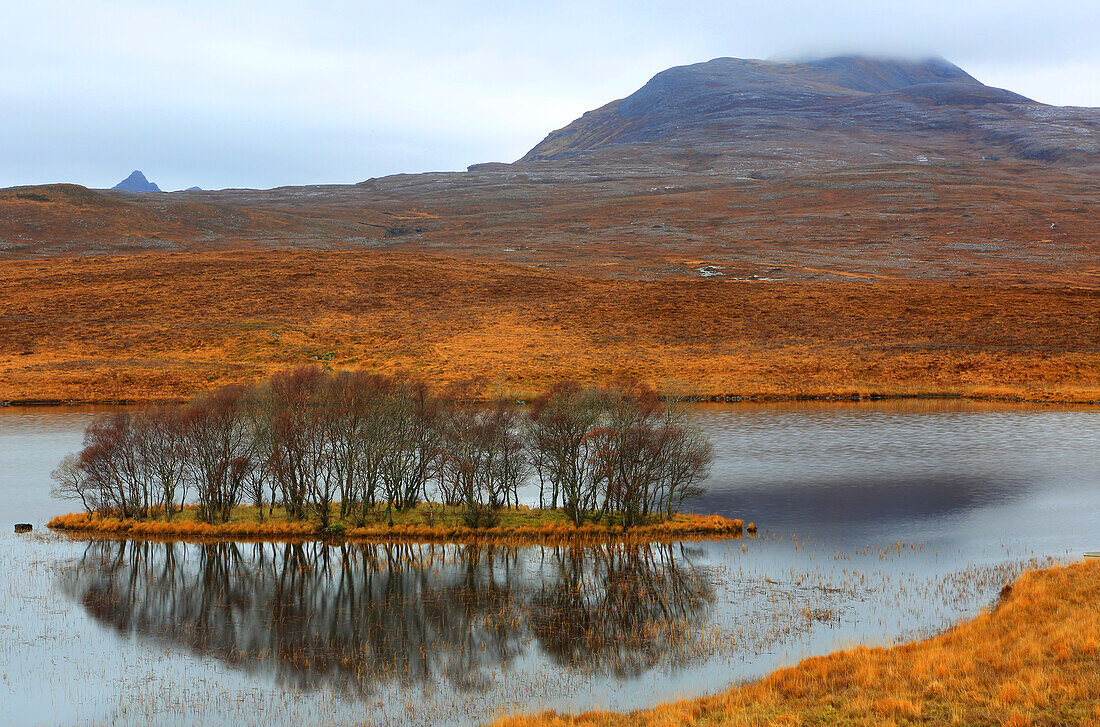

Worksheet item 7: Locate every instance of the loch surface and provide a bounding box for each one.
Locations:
[1,401,1097,726]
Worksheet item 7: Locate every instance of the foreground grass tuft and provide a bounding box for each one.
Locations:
[491,559,1100,727]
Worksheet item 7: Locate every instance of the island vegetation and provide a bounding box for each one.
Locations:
[48,367,744,542]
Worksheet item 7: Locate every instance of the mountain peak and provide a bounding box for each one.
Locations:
[611,54,986,118]
[112,170,161,193]
[779,54,977,92]
[521,54,1040,163]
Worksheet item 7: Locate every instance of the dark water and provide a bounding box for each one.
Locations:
[693,402,1100,550]
[1,402,1098,726]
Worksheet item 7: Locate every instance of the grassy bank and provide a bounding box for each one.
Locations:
[492,558,1100,727]
[48,504,745,544]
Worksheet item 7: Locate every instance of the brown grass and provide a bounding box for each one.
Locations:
[491,559,1100,727]
[1,250,1098,404]
[47,505,744,544]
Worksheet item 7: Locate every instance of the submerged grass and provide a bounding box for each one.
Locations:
[492,559,1100,727]
[47,504,744,544]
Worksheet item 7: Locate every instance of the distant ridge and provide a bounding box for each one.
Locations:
[112,170,161,192]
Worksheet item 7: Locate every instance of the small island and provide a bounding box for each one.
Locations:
[48,505,745,543]
[48,368,750,545]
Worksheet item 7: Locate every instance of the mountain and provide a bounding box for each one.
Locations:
[1,55,1097,284]
[522,55,1099,170]
[183,186,202,191]
[112,170,162,192]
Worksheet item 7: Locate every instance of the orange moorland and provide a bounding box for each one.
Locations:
[1,249,1098,404]
[493,559,1100,727]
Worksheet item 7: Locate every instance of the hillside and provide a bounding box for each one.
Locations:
[0,55,1096,402]
[0,56,1096,279]
[1,250,1098,404]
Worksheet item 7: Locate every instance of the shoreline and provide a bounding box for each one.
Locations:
[7,391,1100,408]
[491,558,1100,727]
[47,509,747,545]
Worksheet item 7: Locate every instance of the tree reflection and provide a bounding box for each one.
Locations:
[60,539,715,696]
[529,543,713,677]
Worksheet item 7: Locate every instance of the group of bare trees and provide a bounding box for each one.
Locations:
[53,369,713,528]
[528,382,714,526]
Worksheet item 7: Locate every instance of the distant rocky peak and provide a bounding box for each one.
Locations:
[112,170,162,192]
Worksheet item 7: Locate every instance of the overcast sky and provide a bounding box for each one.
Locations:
[2,0,1097,191]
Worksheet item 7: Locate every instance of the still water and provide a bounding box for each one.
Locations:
[1,402,1098,726]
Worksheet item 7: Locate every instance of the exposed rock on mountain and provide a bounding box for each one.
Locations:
[112,170,162,192]
[522,55,1099,170]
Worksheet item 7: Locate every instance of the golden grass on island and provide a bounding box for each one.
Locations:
[48,504,745,544]
[492,559,1100,727]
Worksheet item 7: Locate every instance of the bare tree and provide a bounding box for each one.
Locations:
[594,386,667,526]
[440,397,527,527]
[134,406,189,520]
[56,369,713,530]
[352,374,397,524]
[379,380,442,522]
[527,383,606,526]
[79,412,144,518]
[264,367,329,522]
[653,403,713,517]
[183,385,252,523]
[238,390,275,522]
[322,371,388,523]
[51,453,97,513]
[485,402,530,511]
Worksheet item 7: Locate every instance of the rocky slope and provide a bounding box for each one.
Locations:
[522,55,1100,171]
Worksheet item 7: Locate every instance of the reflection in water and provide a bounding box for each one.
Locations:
[61,539,715,696]
[693,474,1028,530]
[686,404,1097,540]
[531,544,712,677]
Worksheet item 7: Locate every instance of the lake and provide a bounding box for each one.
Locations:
[1,401,1098,726]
